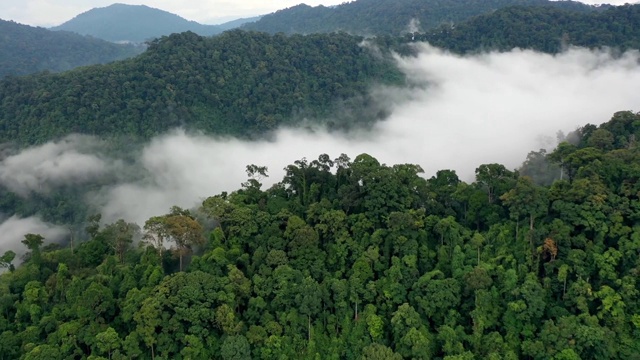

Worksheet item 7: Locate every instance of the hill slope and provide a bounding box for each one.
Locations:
[423,4,640,53]
[241,0,603,35]
[51,3,224,42]
[216,16,262,31]
[0,30,403,145]
[2,110,640,359]
[0,19,142,78]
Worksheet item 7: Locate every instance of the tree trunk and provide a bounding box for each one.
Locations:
[529,214,534,232]
[354,300,358,321]
[69,228,74,254]
[529,215,535,258]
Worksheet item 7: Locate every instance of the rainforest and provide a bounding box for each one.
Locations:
[1,1,640,360]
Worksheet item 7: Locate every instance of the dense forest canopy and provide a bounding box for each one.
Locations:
[0,0,632,80]
[1,110,640,359]
[3,1,640,148]
[0,30,403,146]
[1,1,640,254]
[0,19,142,78]
[423,4,640,54]
[2,2,640,359]
[241,0,604,35]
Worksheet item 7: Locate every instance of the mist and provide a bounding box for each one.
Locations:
[2,45,640,227]
[0,135,113,196]
[0,216,67,259]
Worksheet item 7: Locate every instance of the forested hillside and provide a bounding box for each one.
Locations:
[2,2,640,358]
[241,0,602,35]
[2,110,640,359]
[424,4,640,53]
[0,30,403,146]
[4,2,639,147]
[51,3,225,43]
[0,19,142,78]
[216,16,263,32]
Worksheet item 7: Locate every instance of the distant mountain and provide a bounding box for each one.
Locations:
[0,19,142,78]
[423,4,640,53]
[241,0,606,35]
[217,16,262,31]
[51,3,225,43]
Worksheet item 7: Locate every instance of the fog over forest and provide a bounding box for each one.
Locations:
[1,44,640,255]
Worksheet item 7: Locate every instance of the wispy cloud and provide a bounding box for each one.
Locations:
[0,216,67,260]
[0,135,112,196]
[3,45,640,227]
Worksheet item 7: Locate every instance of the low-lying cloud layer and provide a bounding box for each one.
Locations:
[98,45,640,224]
[0,135,112,196]
[2,45,640,228]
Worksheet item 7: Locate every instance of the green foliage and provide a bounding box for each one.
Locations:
[361,343,402,360]
[0,251,17,272]
[0,19,141,78]
[0,30,403,146]
[220,335,251,360]
[425,5,640,53]
[95,327,121,359]
[2,110,640,358]
[242,0,600,36]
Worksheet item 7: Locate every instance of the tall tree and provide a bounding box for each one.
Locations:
[164,208,205,271]
[102,220,140,264]
[21,234,44,266]
[500,176,549,260]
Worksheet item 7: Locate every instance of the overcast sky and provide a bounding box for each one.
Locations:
[2,0,344,27]
[1,0,634,27]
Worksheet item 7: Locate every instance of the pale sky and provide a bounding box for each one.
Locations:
[0,0,632,27]
[0,0,347,27]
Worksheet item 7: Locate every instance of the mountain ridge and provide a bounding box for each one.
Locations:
[0,18,142,78]
[423,4,640,53]
[241,0,607,35]
[51,3,232,43]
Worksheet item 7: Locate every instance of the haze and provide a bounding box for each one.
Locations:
[0,216,67,263]
[1,1,348,27]
[3,1,637,27]
[1,44,640,254]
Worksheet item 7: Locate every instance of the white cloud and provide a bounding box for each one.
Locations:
[1,45,639,227]
[0,216,67,261]
[96,128,376,225]
[0,135,111,196]
[377,45,640,176]
[94,45,640,224]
